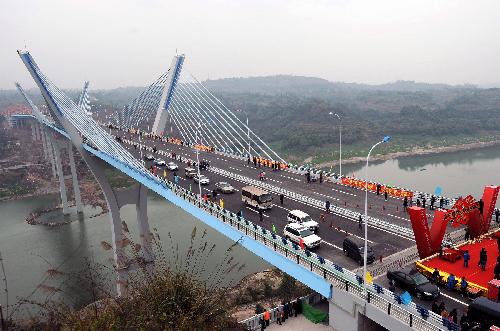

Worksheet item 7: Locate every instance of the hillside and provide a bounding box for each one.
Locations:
[2,75,500,164]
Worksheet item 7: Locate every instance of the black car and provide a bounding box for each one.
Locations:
[342,236,375,266]
[387,268,439,300]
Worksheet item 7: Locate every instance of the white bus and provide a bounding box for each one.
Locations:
[241,186,273,210]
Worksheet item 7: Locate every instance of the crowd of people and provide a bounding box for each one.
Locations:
[258,298,303,330]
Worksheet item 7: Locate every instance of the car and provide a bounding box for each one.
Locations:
[343,236,375,266]
[154,159,166,166]
[283,223,321,249]
[166,162,178,171]
[215,182,235,194]
[185,167,197,178]
[287,210,319,232]
[144,154,155,161]
[193,174,210,185]
[387,268,440,300]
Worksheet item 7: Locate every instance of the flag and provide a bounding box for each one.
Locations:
[163,169,166,177]
[272,224,277,234]
[366,271,373,284]
[189,184,192,192]
[299,238,305,250]
[400,291,412,305]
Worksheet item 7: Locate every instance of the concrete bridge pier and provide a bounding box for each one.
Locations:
[329,289,363,331]
[31,122,36,140]
[40,125,49,160]
[51,138,69,215]
[67,141,83,214]
[44,131,57,178]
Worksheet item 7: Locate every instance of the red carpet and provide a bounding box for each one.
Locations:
[423,238,500,288]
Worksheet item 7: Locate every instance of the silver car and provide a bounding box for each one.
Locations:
[215,181,234,193]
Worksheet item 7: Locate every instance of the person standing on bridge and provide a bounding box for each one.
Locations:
[479,247,487,271]
[384,190,388,201]
[439,197,445,209]
[358,215,362,230]
[403,196,408,212]
[376,184,381,195]
[259,209,264,222]
[422,196,426,209]
[319,172,323,184]
[463,250,470,268]
[325,200,331,213]
[430,195,436,210]
[279,193,284,205]
[496,209,500,223]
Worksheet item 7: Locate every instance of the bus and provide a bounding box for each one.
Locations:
[241,186,273,210]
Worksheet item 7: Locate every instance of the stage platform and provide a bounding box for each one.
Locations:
[416,233,500,295]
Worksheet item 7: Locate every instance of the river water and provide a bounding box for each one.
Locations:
[341,144,500,205]
[1,145,499,317]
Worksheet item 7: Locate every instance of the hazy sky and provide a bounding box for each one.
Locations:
[2,0,500,89]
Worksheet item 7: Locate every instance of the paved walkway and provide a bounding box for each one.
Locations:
[265,315,334,331]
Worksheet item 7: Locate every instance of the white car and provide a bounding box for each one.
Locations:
[283,223,321,249]
[287,210,319,232]
[144,154,155,161]
[166,162,178,171]
[154,159,166,166]
[193,174,210,185]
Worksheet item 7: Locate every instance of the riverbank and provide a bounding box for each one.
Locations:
[315,138,500,169]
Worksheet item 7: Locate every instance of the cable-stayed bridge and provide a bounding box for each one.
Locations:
[12,50,467,331]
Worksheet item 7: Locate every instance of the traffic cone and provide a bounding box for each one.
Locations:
[344,201,347,206]
[382,205,385,211]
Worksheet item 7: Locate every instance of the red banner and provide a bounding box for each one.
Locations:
[480,186,500,234]
[341,177,413,198]
[409,207,434,258]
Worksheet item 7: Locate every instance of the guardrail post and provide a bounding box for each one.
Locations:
[323,269,326,279]
[387,303,391,315]
[273,242,276,251]
[310,261,313,271]
[296,255,300,264]
[367,292,370,303]
[345,280,349,291]
[409,314,413,327]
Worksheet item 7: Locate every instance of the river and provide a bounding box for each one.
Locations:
[1,145,499,318]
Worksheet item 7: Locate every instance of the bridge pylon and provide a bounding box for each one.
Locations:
[17,51,154,296]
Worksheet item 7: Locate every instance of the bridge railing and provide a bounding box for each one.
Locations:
[115,136,457,330]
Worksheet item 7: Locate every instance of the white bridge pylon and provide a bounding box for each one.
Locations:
[115,54,285,163]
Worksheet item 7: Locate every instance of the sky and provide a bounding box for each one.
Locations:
[1,0,500,89]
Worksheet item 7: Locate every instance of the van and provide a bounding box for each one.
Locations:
[467,297,500,329]
[287,210,319,232]
[241,186,273,210]
[342,236,375,266]
[184,167,197,178]
[283,223,321,249]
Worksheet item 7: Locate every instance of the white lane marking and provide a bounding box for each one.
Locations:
[246,207,270,218]
[229,166,242,172]
[273,204,291,212]
[387,213,408,221]
[440,292,468,306]
[333,227,374,244]
[313,191,340,201]
[332,187,357,197]
[322,240,343,251]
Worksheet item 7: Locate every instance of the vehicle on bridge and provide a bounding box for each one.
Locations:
[387,268,439,300]
[154,159,166,166]
[215,181,235,194]
[241,186,273,210]
[166,162,178,171]
[343,236,375,266]
[144,154,155,161]
[283,223,322,249]
[193,174,210,185]
[467,297,500,330]
[184,167,197,178]
[287,209,319,232]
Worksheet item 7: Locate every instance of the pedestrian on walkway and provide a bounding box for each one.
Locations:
[439,197,444,209]
[447,273,456,291]
[403,196,408,212]
[384,190,388,201]
[259,209,264,222]
[416,199,421,207]
[422,196,426,209]
[460,276,468,297]
[280,193,284,205]
[325,200,331,213]
[319,172,323,184]
[358,215,362,230]
[263,310,270,326]
[430,195,436,210]
[376,184,381,195]
[464,229,470,242]
[479,247,487,271]
[276,307,282,325]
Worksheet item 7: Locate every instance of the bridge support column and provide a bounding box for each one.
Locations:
[40,126,49,160]
[45,131,57,178]
[52,139,69,215]
[329,290,363,331]
[68,142,83,214]
[31,123,36,140]
[35,123,41,141]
